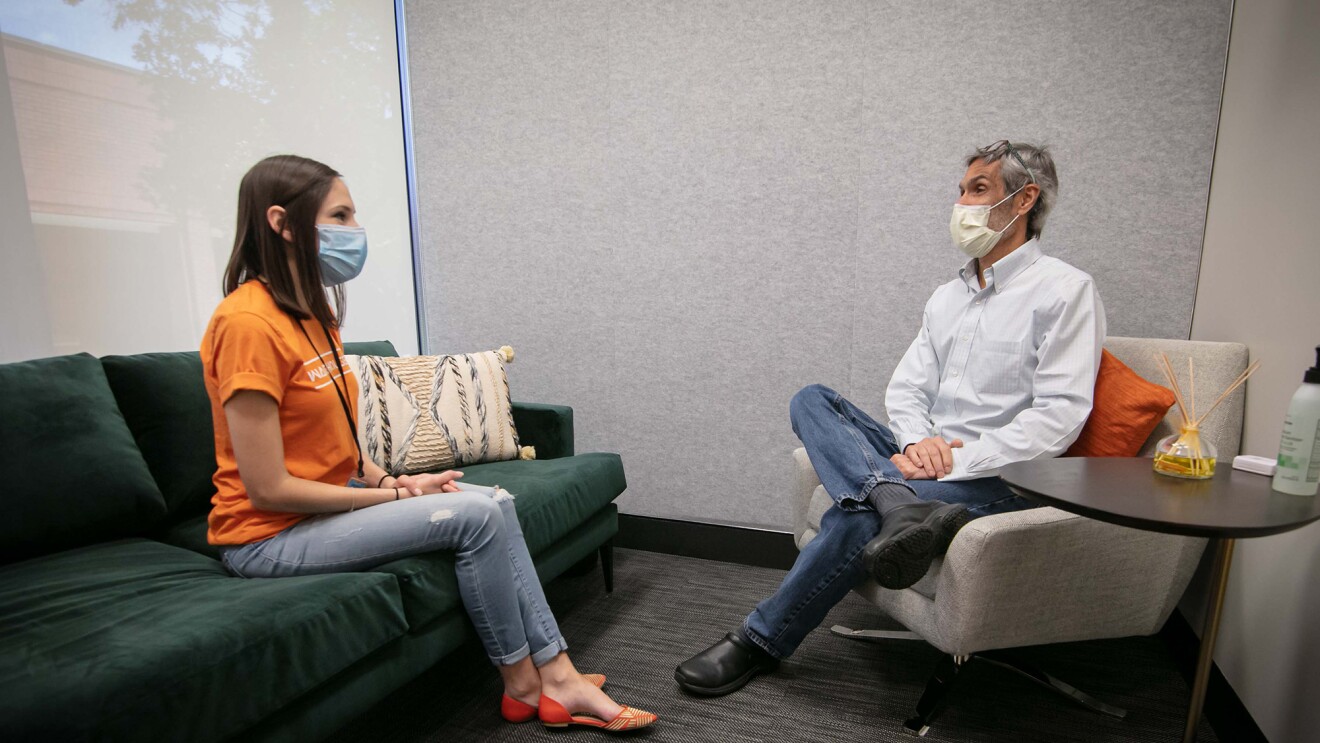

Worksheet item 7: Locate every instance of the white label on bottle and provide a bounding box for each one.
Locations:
[1278,414,1304,480]
[1309,420,1320,483]
[1278,414,1320,484]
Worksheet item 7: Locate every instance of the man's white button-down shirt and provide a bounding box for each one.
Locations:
[885,239,1107,481]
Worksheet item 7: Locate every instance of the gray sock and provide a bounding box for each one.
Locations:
[866,480,919,514]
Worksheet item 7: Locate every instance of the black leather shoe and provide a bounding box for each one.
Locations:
[863,502,971,590]
[674,632,780,696]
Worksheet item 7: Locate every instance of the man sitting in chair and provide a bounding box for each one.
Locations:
[675,141,1107,697]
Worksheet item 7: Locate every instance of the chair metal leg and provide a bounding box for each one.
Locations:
[831,629,1125,734]
[904,654,965,736]
[599,539,614,593]
[830,625,923,643]
[976,650,1127,719]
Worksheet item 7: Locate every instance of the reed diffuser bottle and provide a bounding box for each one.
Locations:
[1151,353,1259,480]
[1153,425,1217,479]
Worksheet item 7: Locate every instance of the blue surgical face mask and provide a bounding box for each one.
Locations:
[316,224,368,286]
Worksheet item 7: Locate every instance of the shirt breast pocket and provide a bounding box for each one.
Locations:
[972,339,1028,396]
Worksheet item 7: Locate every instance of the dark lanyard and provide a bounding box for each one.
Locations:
[298,320,365,479]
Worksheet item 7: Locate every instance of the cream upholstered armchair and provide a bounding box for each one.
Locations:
[791,337,1249,735]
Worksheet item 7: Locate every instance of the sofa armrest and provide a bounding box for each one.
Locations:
[928,508,1206,653]
[792,448,822,545]
[512,402,574,460]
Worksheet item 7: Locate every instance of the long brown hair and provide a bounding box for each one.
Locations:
[223,155,346,328]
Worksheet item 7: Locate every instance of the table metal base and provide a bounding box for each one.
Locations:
[1184,537,1235,743]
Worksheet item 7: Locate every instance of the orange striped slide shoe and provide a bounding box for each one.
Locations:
[500,674,607,723]
[538,695,658,732]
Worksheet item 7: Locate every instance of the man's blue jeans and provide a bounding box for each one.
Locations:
[741,384,1033,660]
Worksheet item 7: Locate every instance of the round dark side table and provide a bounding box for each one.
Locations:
[1000,457,1320,743]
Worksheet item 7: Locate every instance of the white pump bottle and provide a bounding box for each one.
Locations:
[1272,347,1320,496]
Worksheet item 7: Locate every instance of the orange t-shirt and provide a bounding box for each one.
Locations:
[201,281,360,545]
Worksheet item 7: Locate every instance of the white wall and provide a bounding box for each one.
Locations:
[1189,0,1320,740]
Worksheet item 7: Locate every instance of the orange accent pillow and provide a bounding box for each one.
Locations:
[1064,349,1177,458]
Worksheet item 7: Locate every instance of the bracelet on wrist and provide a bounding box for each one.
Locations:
[394,487,400,501]
[376,474,391,488]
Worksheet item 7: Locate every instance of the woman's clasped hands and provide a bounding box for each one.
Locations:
[391,470,464,497]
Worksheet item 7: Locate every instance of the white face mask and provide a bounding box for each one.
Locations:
[949,184,1025,258]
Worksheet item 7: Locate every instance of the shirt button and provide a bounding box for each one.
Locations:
[961,335,969,341]
[951,370,959,377]
[975,300,983,305]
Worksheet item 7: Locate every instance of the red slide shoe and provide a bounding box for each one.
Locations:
[500,674,607,723]
[538,695,658,732]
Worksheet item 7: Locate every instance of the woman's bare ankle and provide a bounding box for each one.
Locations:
[499,657,541,703]
[504,677,540,702]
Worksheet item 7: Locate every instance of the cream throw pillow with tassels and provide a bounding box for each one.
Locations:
[345,346,535,476]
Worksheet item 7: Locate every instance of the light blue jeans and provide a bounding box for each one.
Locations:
[221,483,568,668]
[741,384,1034,659]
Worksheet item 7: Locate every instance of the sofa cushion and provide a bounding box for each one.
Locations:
[459,453,626,557]
[0,354,166,564]
[370,453,626,629]
[102,352,217,520]
[159,513,220,559]
[101,342,398,524]
[0,539,406,743]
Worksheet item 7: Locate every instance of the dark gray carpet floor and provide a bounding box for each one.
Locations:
[327,548,1215,742]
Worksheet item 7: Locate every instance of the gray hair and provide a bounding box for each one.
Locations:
[965,141,1058,239]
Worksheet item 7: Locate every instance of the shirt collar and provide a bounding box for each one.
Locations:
[957,238,1043,294]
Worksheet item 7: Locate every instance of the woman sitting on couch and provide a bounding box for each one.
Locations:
[202,154,655,733]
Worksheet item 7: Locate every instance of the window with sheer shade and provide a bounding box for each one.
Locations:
[0,0,418,363]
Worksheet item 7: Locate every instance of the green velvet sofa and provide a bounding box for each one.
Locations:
[0,341,625,742]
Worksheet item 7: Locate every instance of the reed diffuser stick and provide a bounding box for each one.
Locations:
[1157,354,1190,422]
[1193,360,1260,428]
[1188,358,1196,424]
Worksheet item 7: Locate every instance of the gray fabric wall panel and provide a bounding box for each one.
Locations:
[406,0,620,443]
[407,1,1230,529]
[845,0,1232,414]
[602,1,867,526]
